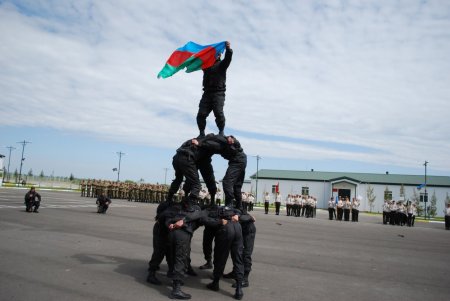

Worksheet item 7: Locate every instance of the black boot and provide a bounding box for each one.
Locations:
[197,131,205,138]
[206,279,219,291]
[199,261,212,270]
[169,280,191,300]
[242,275,249,288]
[146,270,162,285]
[234,281,244,300]
[223,271,235,279]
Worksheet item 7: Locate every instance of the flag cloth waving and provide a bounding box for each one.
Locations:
[157,41,226,79]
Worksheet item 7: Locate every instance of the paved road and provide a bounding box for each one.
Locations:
[1,187,449,301]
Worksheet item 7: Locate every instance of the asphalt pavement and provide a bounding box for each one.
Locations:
[1,187,449,301]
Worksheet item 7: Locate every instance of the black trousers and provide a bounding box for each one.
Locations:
[242,223,256,275]
[264,202,269,214]
[407,213,414,227]
[25,200,40,212]
[197,92,225,133]
[197,158,217,204]
[328,208,335,220]
[202,226,218,262]
[352,209,359,222]
[344,209,350,221]
[337,208,343,220]
[389,212,396,225]
[212,222,244,282]
[445,216,450,230]
[148,222,169,272]
[97,203,109,213]
[222,159,247,209]
[169,229,192,281]
[275,202,281,215]
[383,212,390,224]
[167,153,200,202]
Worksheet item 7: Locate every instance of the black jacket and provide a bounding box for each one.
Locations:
[24,191,41,203]
[202,47,233,93]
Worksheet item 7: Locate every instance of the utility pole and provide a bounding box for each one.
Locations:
[424,160,428,220]
[253,155,261,204]
[164,167,169,185]
[17,141,31,184]
[5,146,16,181]
[116,151,125,182]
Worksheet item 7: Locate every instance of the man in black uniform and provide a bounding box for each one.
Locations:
[96,192,111,214]
[166,138,204,205]
[198,204,219,270]
[224,211,256,289]
[24,187,41,213]
[205,205,244,300]
[147,200,173,285]
[163,201,204,300]
[197,41,232,137]
[221,135,247,210]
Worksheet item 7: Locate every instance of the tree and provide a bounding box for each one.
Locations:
[69,173,75,181]
[383,186,392,201]
[39,170,45,178]
[27,169,33,176]
[400,184,405,198]
[411,189,423,217]
[366,185,376,212]
[429,191,437,218]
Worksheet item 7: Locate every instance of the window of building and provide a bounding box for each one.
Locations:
[384,190,392,201]
[301,186,309,196]
[271,185,277,194]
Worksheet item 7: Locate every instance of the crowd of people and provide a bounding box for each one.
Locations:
[382,200,417,227]
[79,179,169,203]
[261,192,318,217]
[327,196,361,222]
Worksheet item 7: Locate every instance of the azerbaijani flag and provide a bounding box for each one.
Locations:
[157,41,226,79]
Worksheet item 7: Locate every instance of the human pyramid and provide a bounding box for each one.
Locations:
[148,41,256,300]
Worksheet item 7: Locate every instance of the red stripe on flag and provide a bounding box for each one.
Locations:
[167,50,194,67]
[193,46,217,69]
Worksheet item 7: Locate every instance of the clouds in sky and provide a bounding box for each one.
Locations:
[1,0,450,180]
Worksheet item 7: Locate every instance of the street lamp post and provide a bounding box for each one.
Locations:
[17,141,31,184]
[5,146,15,181]
[116,151,125,182]
[164,168,169,185]
[253,155,261,204]
[424,160,428,220]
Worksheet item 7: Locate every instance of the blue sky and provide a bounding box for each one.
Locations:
[1,0,450,183]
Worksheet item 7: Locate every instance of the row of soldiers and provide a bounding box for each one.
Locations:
[328,196,361,222]
[79,179,169,203]
[382,199,417,227]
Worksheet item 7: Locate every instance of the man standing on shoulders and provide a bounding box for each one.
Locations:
[197,41,233,138]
